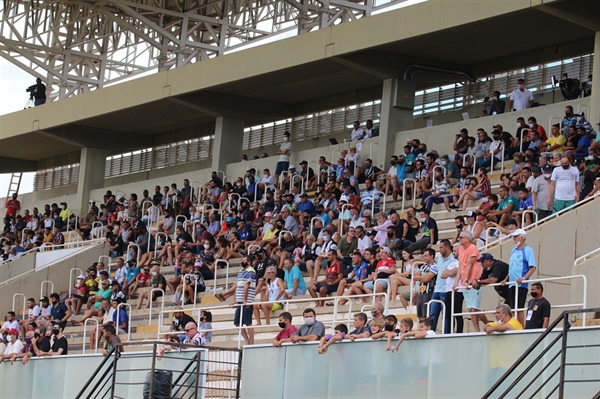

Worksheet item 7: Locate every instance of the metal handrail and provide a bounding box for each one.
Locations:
[576,104,590,116]
[154,232,169,258]
[521,209,538,227]
[278,171,289,191]
[247,244,261,255]
[338,203,351,235]
[181,273,199,307]
[450,274,588,334]
[369,142,378,161]
[148,288,165,325]
[432,165,447,180]
[216,171,226,185]
[462,153,476,169]
[213,259,231,293]
[12,293,26,320]
[91,221,105,239]
[40,280,54,299]
[331,292,389,329]
[116,303,132,342]
[549,116,562,139]
[126,243,141,265]
[290,174,304,194]
[426,299,446,334]
[519,128,531,153]
[478,192,599,251]
[374,190,386,213]
[401,178,417,213]
[82,318,99,355]
[489,141,505,173]
[156,291,388,349]
[278,230,293,246]
[69,268,84,299]
[74,347,117,399]
[481,308,600,399]
[574,247,600,265]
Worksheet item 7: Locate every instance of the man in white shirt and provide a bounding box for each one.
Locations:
[19,298,41,337]
[2,329,24,362]
[548,156,580,213]
[275,131,292,186]
[0,311,20,341]
[509,79,533,111]
[259,168,275,194]
[350,121,365,141]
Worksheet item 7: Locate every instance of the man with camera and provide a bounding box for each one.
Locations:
[558,74,581,100]
[26,78,47,106]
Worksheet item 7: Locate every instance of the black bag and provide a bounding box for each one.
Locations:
[143,370,173,399]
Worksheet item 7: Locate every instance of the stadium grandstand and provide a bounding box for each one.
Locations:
[0,0,599,397]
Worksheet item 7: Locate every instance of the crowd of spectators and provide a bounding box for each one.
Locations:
[1,92,597,356]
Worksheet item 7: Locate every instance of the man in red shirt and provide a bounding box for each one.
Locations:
[454,230,484,332]
[363,247,397,301]
[308,249,343,307]
[272,312,297,346]
[5,194,20,217]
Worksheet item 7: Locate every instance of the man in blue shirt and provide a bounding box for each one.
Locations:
[48,293,71,330]
[299,193,316,217]
[503,229,536,327]
[429,239,455,332]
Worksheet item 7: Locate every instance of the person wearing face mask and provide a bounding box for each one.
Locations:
[58,201,73,224]
[526,116,547,142]
[508,78,533,111]
[272,311,297,346]
[421,172,450,213]
[135,266,166,310]
[2,328,24,362]
[484,304,523,335]
[531,165,553,220]
[575,112,596,139]
[548,157,580,213]
[38,323,68,356]
[561,105,578,139]
[290,308,325,343]
[524,283,551,329]
[21,326,51,365]
[577,158,600,199]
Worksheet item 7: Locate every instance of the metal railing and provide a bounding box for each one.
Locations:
[426,299,446,334]
[82,318,99,355]
[489,142,505,173]
[149,288,165,325]
[213,259,231,294]
[181,274,200,308]
[68,268,84,299]
[156,291,389,349]
[574,247,600,266]
[482,308,600,399]
[400,178,416,213]
[478,192,599,251]
[116,303,132,342]
[12,293,26,320]
[40,280,54,299]
[450,274,588,334]
[521,209,538,227]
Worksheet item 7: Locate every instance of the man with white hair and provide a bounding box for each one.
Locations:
[454,230,484,332]
[484,304,523,335]
[502,229,536,327]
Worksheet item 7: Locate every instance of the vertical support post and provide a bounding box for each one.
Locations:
[76,147,107,215]
[378,78,415,167]
[589,31,600,128]
[211,116,245,173]
[558,312,571,399]
[110,346,119,398]
[149,342,157,399]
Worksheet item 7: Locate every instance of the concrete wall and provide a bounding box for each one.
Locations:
[0,243,107,317]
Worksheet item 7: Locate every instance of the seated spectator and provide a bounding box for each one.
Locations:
[256,266,285,326]
[1,311,19,341]
[308,249,343,307]
[346,312,372,341]
[19,298,40,338]
[421,172,450,212]
[128,265,151,297]
[317,323,348,354]
[39,323,68,356]
[487,185,518,227]
[404,209,438,253]
[2,329,23,363]
[284,259,307,299]
[102,324,123,356]
[272,311,297,347]
[47,293,71,330]
[389,317,435,352]
[182,322,206,346]
[363,247,396,300]
[198,310,213,343]
[289,308,326,344]
[21,326,51,365]
[135,266,166,310]
[484,304,523,335]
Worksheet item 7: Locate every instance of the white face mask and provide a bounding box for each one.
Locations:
[528,123,534,128]
[495,318,503,324]
[322,236,328,242]
[517,123,522,130]
[304,317,315,326]
[204,244,210,249]
[543,173,551,179]
[577,116,583,122]
[151,271,157,276]
[420,217,426,223]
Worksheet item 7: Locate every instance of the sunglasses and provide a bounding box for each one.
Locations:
[184,328,195,332]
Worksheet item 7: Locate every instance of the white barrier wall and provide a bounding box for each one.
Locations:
[241,328,600,399]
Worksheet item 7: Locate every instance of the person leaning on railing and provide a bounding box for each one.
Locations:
[484,304,523,335]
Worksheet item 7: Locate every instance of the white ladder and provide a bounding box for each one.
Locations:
[5,173,22,199]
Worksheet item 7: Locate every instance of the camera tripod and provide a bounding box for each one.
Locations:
[24,95,34,109]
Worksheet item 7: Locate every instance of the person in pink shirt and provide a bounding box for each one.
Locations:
[272,312,297,346]
[454,230,484,332]
[368,212,392,246]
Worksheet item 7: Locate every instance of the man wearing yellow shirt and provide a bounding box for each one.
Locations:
[484,304,523,335]
[544,124,566,154]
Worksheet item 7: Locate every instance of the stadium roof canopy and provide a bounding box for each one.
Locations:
[1,0,599,173]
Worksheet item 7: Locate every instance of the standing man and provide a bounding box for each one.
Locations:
[473,253,509,305]
[429,239,454,333]
[531,165,553,220]
[503,229,537,327]
[275,131,292,186]
[221,255,256,345]
[5,193,20,218]
[508,78,533,111]
[548,157,580,213]
[455,231,484,332]
[525,283,551,330]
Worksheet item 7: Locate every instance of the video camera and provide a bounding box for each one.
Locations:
[25,84,36,99]
[551,73,573,88]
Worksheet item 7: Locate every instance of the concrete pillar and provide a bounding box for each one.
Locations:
[378,78,415,168]
[589,31,600,128]
[211,116,245,174]
[76,147,107,215]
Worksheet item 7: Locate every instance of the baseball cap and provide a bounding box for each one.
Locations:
[40,296,49,303]
[406,161,414,166]
[477,253,494,262]
[300,160,308,165]
[380,246,391,254]
[511,229,527,237]
[78,274,85,279]
[542,164,552,172]
[226,216,234,222]
[288,164,295,170]
[7,328,19,336]
[466,211,475,217]
[532,167,541,174]
[493,124,503,131]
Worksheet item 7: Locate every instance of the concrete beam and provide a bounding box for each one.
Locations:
[537,4,600,32]
[0,157,37,173]
[38,126,149,153]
